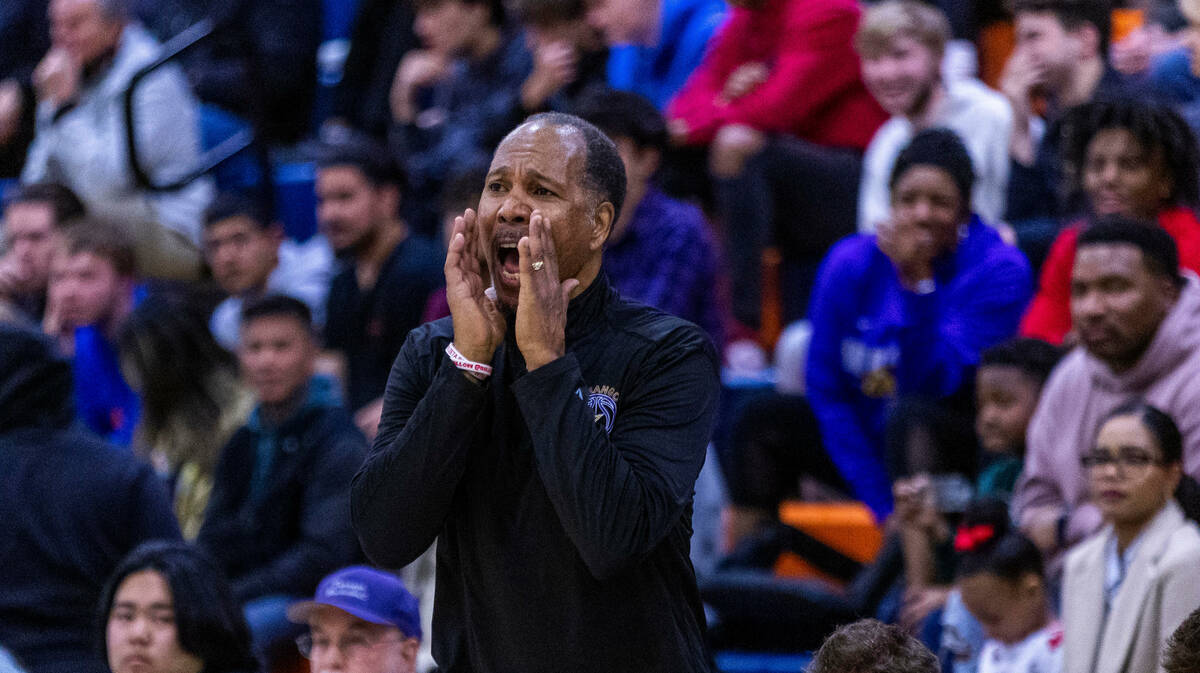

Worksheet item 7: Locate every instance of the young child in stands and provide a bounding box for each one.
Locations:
[955,499,1062,673]
[892,339,1062,621]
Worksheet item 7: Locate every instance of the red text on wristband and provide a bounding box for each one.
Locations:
[446,343,493,378]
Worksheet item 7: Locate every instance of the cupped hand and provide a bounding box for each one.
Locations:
[721,62,768,102]
[33,49,80,107]
[515,211,578,370]
[522,41,577,110]
[444,209,506,364]
[876,216,935,290]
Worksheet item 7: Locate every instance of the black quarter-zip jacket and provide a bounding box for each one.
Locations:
[351,274,720,672]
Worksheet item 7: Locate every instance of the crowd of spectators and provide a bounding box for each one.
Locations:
[10,0,1200,671]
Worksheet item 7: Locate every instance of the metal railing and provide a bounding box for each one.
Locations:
[122,18,256,192]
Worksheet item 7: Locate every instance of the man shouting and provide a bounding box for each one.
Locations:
[351,113,720,672]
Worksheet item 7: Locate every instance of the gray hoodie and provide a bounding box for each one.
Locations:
[1014,274,1200,550]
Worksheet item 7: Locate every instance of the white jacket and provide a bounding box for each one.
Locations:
[22,23,213,246]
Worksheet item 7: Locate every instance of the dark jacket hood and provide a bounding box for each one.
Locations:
[0,324,74,432]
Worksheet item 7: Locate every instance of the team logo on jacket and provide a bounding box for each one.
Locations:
[588,385,619,435]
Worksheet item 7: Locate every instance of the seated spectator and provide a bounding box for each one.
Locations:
[315,134,442,440]
[668,0,889,327]
[203,193,332,351]
[805,129,1031,517]
[0,0,49,177]
[45,220,139,445]
[954,500,1062,673]
[1063,401,1200,673]
[575,89,725,348]
[100,541,260,673]
[1165,605,1200,673]
[116,293,255,540]
[1013,218,1200,560]
[889,338,1061,644]
[22,0,213,249]
[135,0,321,146]
[0,182,84,321]
[1021,100,1200,344]
[808,619,940,673]
[855,0,1013,233]
[387,0,529,231]
[1001,0,1136,263]
[197,295,365,658]
[584,0,725,110]
[0,324,181,673]
[508,0,609,115]
[287,566,421,673]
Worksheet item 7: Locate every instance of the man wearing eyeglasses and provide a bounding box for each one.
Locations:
[288,566,422,673]
[1014,216,1200,564]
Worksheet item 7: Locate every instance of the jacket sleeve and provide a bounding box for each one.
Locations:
[351,335,492,567]
[665,11,745,143]
[1005,123,1061,223]
[893,251,1033,396]
[231,430,367,601]
[720,5,862,136]
[1012,371,1102,548]
[1019,228,1076,344]
[972,99,1014,226]
[804,243,893,518]
[510,338,719,581]
[669,4,863,144]
[195,440,242,566]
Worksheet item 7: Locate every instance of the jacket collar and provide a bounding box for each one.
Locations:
[1086,501,1188,673]
[565,272,614,342]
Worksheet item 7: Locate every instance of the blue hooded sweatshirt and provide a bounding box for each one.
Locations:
[805,217,1033,518]
[606,0,726,110]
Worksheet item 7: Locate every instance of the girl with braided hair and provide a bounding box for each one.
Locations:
[1020,99,1200,343]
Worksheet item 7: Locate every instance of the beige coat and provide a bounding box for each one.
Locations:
[1062,502,1200,673]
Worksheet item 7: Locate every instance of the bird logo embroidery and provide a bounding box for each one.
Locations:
[587,385,619,435]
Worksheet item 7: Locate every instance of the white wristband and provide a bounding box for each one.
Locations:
[445,343,493,378]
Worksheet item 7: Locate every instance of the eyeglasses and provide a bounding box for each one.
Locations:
[1080,449,1166,472]
[296,631,403,659]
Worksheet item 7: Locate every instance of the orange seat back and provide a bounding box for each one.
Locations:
[773,501,884,585]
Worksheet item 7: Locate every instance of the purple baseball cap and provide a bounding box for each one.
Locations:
[287,566,422,640]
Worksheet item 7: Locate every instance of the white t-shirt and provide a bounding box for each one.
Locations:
[978,622,1064,673]
[857,79,1013,233]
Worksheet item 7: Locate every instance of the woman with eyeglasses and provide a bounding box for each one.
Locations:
[100,541,260,673]
[1062,401,1200,673]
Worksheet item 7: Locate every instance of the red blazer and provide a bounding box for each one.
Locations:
[666,0,886,149]
[1020,206,1200,344]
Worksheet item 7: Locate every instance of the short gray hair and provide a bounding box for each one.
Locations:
[517,112,627,222]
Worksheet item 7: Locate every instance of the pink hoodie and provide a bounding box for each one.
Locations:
[1014,275,1200,550]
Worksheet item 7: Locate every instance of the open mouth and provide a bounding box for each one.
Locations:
[494,235,524,287]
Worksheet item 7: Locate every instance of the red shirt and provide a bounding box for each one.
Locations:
[666,0,887,149]
[1020,207,1200,343]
